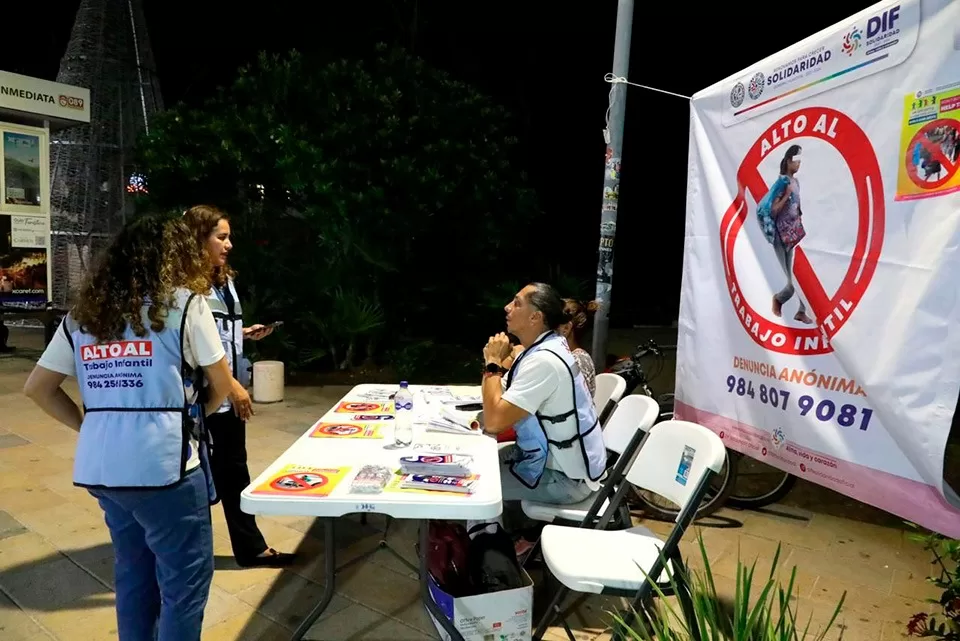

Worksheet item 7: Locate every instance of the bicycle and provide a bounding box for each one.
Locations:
[606,340,797,519]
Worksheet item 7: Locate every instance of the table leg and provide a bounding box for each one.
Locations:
[290,518,337,641]
[418,520,467,641]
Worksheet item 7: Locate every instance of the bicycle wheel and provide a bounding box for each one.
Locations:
[629,447,737,521]
[657,393,675,420]
[725,454,798,509]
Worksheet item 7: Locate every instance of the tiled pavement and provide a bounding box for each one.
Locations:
[0,330,940,640]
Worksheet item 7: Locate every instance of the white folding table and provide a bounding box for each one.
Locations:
[240,384,503,641]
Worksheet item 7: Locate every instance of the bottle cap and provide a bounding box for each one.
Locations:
[400,381,409,388]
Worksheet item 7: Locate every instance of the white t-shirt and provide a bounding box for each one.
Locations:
[502,337,601,490]
[39,295,225,472]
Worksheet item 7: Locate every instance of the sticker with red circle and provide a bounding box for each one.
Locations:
[251,464,349,497]
[309,422,384,439]
[900,119,960,195]
[719,107,885,355]
[335,401,392,414]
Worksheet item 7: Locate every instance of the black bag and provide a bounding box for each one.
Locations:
[466,524,525,593]
[426,521,473,596]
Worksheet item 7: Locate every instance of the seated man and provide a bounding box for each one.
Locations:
[478,283,607,540]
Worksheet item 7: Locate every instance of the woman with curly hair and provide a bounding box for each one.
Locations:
[23,214,236,641]
[181,204,293,568]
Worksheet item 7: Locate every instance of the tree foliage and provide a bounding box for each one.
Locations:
[136,45,542,369]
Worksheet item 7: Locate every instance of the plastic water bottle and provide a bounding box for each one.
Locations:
[394,381,414,446]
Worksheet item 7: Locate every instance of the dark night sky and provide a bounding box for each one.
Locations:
[0,0,875,324]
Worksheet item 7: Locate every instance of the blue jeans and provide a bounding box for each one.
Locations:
[89,467,214,641]
[468,444,595,533]
[497,444,595,504]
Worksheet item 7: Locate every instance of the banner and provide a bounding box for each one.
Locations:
[676,0,960,535]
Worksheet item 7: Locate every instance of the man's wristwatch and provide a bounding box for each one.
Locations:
[484,361,505,376]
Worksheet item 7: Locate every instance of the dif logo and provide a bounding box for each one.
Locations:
[867,4,900,39]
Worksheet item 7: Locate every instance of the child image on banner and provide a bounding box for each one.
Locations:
[251,465,349,497]
[0,216,47,305]
[896,85,960,201]
[755,145,813,325]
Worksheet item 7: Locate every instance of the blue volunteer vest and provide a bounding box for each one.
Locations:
[206,278,249,412]
[65,289,217,502]
[505,331,607,488]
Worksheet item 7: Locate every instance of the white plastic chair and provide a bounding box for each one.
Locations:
[520,394,659,526]
[594,372,627,425]
[531,420,727,641]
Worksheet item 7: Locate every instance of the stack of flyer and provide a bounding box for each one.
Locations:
[400,475,477,494]
[398,453,477,494]
[400,453,473,477]
[424,405,481,435]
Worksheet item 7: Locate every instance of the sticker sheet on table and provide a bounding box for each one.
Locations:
[309,421,386,439]
[251,465,350,496]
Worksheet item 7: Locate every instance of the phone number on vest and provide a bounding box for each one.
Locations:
[86,378,145,390]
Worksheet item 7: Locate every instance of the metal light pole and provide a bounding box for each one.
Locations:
[591,0,634,367]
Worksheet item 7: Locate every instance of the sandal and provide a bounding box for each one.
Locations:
[236,548,296,568]
[514,538,535,559]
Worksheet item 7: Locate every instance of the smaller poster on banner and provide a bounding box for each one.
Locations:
[0,215,47,304]
[333,401,394,415]
[895,82,960,201]
[309,422,385,439]
[251,465,349,497]
[3,132,41,207]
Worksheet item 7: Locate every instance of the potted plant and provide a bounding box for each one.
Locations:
[611,537,846,641]
[905,527,960,640]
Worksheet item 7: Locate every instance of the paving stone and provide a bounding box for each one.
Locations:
[0,510,26,541]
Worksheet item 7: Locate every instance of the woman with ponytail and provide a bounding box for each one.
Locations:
[557,298,599,397]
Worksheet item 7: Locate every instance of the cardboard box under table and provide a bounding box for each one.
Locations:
[428,570,533,641]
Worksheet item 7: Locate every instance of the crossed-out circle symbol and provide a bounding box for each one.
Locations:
[904,118,959,190]
[720,107,885,355]
[320,424,361,436]
[340,402,379,412]
[271,473,328,492]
